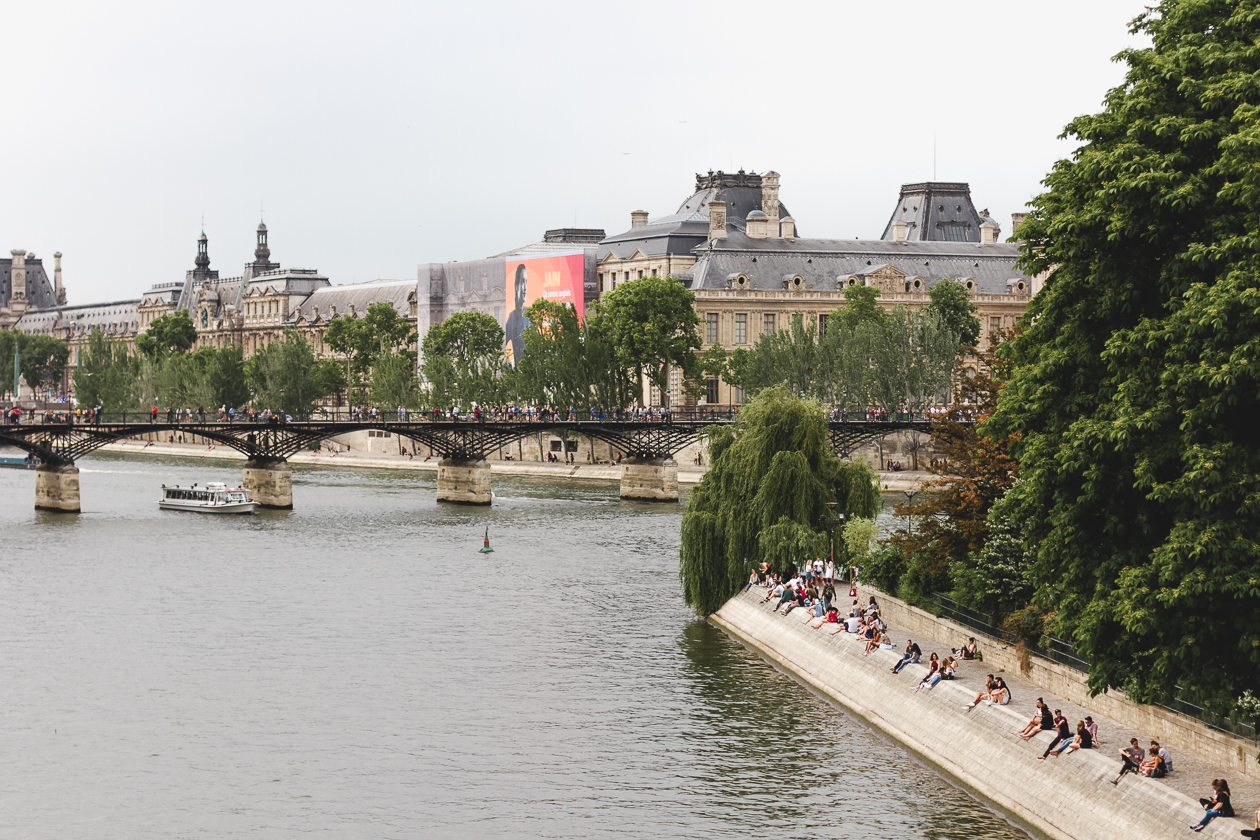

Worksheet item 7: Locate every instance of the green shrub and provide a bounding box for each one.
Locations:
[862,543,906,594]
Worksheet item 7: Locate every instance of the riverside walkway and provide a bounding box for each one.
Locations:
[721,583,1257,837]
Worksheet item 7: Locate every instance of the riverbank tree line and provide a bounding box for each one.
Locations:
[682,0,1260,732]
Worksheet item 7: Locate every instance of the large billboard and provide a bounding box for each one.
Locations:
[503,251,586,365]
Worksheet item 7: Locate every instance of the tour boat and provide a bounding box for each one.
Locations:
[158,482,256,514]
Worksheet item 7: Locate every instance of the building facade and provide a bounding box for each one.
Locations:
[598,172,1036,405]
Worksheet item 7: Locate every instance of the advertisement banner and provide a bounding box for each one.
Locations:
[503,251,585,365]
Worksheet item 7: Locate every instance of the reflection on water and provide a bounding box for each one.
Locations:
[0,452,1023,839]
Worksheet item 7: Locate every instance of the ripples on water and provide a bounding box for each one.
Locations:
[0,453,1023,839]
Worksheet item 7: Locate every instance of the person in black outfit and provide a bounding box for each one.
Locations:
[1038,712,1071,759]
[891,640,921,673]
[1111,738,1144,784]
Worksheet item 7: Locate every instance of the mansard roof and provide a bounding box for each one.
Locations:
[681,228,1030,296]
[14,300,141,337]
[287,278,416,324]
[880,181,989,243]
[0,255,59,311]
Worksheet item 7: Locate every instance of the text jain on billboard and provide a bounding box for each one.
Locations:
[503,251,585,365]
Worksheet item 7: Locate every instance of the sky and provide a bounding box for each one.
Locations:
[3,0,1148,303]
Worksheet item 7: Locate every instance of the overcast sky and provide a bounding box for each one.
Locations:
[4,1,1146,303]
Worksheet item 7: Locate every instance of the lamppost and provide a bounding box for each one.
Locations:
[903,488,918,536]
[819,501,845,574]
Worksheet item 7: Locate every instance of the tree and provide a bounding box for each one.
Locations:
[865,307,957,415]
[950,509,1035,621]
[989,1,1260,714]
[72,328,137,412]
[679,386,880,615]
[924,279,981,349]
[834,284,886,332]
[325,302,418,396]
[371,348,422,410]
[599,276,701,409]
[511,299,635,412]
[420,310,504,408]
[135,310,197,357]
[246,330,343,417]
[0,330,71,397]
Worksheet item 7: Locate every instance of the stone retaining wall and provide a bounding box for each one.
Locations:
[711,592,1235,840]
[860,586,1260,786]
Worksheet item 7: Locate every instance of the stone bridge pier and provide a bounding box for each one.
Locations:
[35,463,81,512]
[243,458,293,509]
[619,457,679,502]
[437,457,491,505]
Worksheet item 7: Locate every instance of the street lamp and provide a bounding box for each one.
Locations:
[903,489,918,536]
[819,501,845,573]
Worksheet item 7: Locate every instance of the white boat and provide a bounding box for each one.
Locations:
[159,482,256,514]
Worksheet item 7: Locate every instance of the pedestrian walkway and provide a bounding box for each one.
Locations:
[747,583,1257,831]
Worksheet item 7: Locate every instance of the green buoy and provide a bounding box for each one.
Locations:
[479,526,494,553]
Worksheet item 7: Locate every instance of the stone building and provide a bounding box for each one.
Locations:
[598,171,1036,405]
[1,250,65,329]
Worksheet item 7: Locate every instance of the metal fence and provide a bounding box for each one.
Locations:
[933,593,1258,743]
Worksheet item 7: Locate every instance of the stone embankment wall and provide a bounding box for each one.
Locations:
[710,592,1235,840]
[865,588,1260,786]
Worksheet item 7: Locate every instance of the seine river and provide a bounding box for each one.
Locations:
[0,453,1025,839]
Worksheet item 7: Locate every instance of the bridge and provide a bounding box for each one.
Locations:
[0,416,936,512]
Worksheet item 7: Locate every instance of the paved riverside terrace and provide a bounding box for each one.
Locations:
[735,582,1257,832]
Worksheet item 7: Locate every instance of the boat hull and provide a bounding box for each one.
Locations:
[158,500,256,514]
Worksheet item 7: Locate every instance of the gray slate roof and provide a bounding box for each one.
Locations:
[681,229,1030,295]
[289,278,415,324]
[15,300,141,337]
[880,182,989,243]
[0,257,58,311]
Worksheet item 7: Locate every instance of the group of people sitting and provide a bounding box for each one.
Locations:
[1016,699,1098,758]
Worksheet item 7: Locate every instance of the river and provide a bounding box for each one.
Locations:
[0,452,1024,839]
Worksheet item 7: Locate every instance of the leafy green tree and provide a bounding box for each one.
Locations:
[989,0,1260,714]
[371,348,422,410]
[72,328,137,412]
[834,284,886,332]
[325,302,418,396]
[679,386,880,615]
[599,275,701,408]
[136,310,198,357]
[865,307,957,415]
[156,345,249,410]
[950,508,1035,620]
[420,310,504,408]
[512,299,635,412]
[0,330,71,397]
[924,279,981,349]
[246,330,343,417]
[843,517,879,565]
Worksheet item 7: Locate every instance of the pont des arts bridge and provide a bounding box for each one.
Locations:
[1,413,938,512]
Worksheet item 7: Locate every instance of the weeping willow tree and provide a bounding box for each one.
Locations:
[679,385,880,615]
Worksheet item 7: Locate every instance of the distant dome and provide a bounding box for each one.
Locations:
[257,221,268,232]
[198,231,208,241]
[747,209,767,218]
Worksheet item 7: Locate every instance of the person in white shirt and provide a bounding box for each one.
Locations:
[824,560,835,584]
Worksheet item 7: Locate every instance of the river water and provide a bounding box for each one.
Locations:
[0,453,1024,839]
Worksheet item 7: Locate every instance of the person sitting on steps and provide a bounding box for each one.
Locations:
[891,639,921,674]
[1018,699,1054,740]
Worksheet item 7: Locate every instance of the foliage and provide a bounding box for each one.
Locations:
[679,386,880,615]
[989,0,1260,714]
[72,329,137,412]
[950,509,1035,620]
[420,310,504,408]
[599,275,701,408]
[155,345,250,410]
[371,348,423,410]
[891,336,1019,598]
[862,543,907,595]
[246,330,343,417]
[510,299,636,412]
[834,284,886,332]
[0,330,71,396]
[843,517,879,562]
[135,311,197,358]
[924,279,981,349]
[325,302,418,386]
[732,306,956,413]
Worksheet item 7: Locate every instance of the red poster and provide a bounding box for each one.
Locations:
[504,252,585,365]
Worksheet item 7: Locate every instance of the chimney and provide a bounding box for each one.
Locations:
[53,252,64,304]
[980,219,1000,245]
[780,216,796,238]
[708,201,728,239]
[892,220,909,243]
[1011,213,1027,237]
[630,210,649,228]
[9,250,26,300]
[761,170,781,238]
